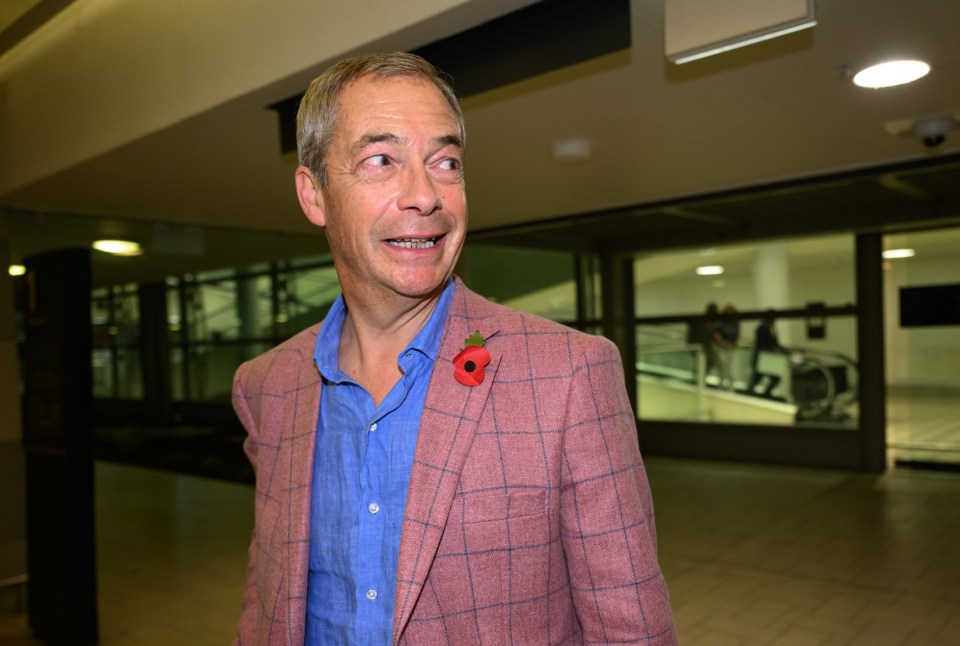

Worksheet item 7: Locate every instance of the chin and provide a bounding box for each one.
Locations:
[389,272,450,299]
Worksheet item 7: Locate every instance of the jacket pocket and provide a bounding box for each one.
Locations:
[462,490,546,524]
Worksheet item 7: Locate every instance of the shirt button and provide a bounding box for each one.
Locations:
[369,422,377,432]
[368,502,380,514]
[366,589,377,601]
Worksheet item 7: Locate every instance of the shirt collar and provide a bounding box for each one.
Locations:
[314,278,456,382]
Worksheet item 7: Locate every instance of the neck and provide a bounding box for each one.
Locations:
[337,284,445,405]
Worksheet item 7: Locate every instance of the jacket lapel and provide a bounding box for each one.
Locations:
[392,284,500,641]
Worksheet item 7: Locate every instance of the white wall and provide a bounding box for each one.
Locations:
[884,252,960,389]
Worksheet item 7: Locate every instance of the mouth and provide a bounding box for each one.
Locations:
[386,236,441,249]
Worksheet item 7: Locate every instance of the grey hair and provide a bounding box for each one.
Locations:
[296,51,465,187]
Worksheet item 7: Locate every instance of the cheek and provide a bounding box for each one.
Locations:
[442,188,468,217]
[324,215,364,261]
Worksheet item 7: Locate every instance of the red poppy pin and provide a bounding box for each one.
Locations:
[453,330,491,386]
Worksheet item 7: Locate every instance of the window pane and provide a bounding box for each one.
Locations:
[186,342,272,403]
[634,235,855,318]
[634,233,858,429]
[167,284,183,343]
[288,253,334,268]
[460,245,576,322]
[110,285,140,343]
[170,344,186,402]
[235,274,273,339]
[276,264,341,338]
[184,280,239,341]
[92,348,113,398]
[115,346,143,399]
[637,315,858,427]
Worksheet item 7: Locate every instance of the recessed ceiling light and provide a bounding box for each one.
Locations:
[853,60,930,89]
[696,265,724,276]
[882,248,915,259]
[93,239,143,256]
[8,264,26,276]
[551,138,592,164]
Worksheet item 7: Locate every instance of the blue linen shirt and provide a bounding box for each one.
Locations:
[305,280,455,645]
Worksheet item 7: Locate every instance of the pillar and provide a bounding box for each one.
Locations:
[0,213,27,611]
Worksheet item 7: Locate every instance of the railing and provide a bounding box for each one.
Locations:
[637,340,859,424]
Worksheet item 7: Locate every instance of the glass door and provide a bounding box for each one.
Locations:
[883,227,960,468]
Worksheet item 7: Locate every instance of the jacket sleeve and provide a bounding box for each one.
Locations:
[559,336,677,644]
[232,363,261,646]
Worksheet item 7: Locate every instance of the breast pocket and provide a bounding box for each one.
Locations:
[462,490,546,525]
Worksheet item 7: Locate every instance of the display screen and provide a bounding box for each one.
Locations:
[900,283,960,327]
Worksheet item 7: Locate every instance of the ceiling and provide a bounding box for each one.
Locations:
[3,0,960,287]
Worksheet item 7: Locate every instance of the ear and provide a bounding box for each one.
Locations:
[294,166,327,228]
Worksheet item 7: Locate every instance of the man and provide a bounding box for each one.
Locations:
[748,314,787,397]
[232,51,676,645]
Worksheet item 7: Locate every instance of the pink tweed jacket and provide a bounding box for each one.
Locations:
[232,280,676,645]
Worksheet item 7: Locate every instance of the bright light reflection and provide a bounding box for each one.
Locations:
[93,239,143,256]
[696,265,724,276]
[8,264,26,276]
[882,248,916,259]
[853,60,930,89]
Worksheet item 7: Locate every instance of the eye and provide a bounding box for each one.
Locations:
[366,154,391,167]
[436,157,461,172]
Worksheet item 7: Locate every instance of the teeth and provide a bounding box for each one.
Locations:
[389,238,437,249]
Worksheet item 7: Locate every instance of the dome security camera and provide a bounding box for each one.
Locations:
[911,115,957,149]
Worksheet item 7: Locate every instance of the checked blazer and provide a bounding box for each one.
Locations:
[232,279,677,645]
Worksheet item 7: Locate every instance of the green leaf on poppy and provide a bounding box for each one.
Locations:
[464,330,485,347]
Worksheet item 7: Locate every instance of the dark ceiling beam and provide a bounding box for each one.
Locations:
[0,0,76,58]
[270,0,631,154]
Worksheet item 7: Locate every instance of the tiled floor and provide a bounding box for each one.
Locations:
[0,463,253,646]
[650,459,960,645]
[1,456,958,645]
[888,390,960,464]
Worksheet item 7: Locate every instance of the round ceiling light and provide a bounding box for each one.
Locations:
[93,239,143,256]
[853,60,930,89]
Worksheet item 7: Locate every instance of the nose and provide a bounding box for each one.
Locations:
[398,164,442,215]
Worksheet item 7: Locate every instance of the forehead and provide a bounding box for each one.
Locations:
[334,75,459,137]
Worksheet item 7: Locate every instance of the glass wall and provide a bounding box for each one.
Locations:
[93,246,582,412]
[884,226,960,466]
[633,234,859,428]
[92,284,143,399]
[97,256,340,408]
[458,245,577,324]
[166,259,340,404]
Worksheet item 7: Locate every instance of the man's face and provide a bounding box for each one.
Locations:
[297,75,467,304]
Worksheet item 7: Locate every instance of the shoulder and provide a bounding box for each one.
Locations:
[453,282,620,373]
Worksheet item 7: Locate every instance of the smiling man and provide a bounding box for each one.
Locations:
[232,52,676,645]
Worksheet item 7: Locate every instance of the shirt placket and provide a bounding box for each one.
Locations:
[354,406,384,640]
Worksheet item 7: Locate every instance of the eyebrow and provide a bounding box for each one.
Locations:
[353,132,403,153]
[350,132,463,156]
